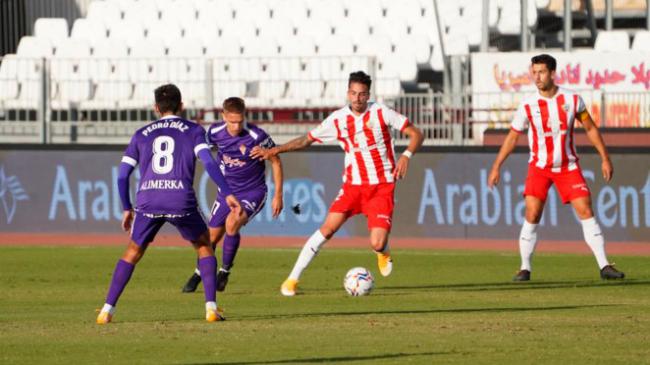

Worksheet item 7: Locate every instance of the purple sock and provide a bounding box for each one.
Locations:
[105,259,135,306]
[198,256,217,302]
[222,233,241,271]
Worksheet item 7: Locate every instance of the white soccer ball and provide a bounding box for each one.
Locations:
[343,267,374,296]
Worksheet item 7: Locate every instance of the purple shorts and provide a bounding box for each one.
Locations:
[130,210,208,247]
[209,189,267,228]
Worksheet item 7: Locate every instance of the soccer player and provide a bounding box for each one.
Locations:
[181,97,283,293]
[251,71,424,296]
[487,54,625,281]
[96,84,241,324]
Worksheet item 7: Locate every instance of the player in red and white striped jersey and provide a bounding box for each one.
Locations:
[251,71,423,296]
[488,54,624,281]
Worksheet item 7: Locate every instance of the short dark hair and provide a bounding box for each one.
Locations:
[348,71,372,89]
[531,54,557,71]
[154,84,182,114]
[223,97,246,114]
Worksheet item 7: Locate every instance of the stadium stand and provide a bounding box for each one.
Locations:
[0,0,649,144]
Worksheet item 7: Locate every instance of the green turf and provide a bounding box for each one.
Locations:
[1,245,649,365]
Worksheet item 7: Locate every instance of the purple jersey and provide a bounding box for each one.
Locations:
[206,121,275,193]
[122,116,210,215]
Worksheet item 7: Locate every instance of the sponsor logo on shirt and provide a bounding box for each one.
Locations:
[140,179,185,190]
[223,154,246,168]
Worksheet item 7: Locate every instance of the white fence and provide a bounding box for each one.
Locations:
[1,55,650,145]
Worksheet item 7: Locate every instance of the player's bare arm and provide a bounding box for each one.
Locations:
[270,155,284,218]
[121,209,134,232]
[251,135,314,160]
[488,129,521,188]
[579,111,613,182]
[393,125,424,179]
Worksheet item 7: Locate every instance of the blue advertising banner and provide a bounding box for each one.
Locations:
[1,146,649,242]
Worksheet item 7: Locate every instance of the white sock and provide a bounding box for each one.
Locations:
[101,303,115,315]
[519,220,538,271]
[205,301,217,311]
[288,230,328,280]
[194,268,201,276]
[581,217,609,269]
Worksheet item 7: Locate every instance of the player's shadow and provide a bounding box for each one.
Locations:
[242,304,612,321]
[379,279,650,293]
[185,351,450,365]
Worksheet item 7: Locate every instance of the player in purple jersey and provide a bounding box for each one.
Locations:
[181,97,284,293]
[96,84,241,324]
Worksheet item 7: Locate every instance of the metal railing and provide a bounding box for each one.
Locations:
[2,56,650,145]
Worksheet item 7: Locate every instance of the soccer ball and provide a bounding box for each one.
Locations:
[343,267,374,296]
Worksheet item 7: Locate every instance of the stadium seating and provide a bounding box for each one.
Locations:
[594,30,631,51]
[33,18,69,43]
[631,30,650,51]
[0,0,584,111]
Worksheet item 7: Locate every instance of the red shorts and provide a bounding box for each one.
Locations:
[524,164,590,204]
[329,183,395,231]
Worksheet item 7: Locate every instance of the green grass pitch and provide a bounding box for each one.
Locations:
[1,245,649,364]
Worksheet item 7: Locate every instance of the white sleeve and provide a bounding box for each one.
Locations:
[381,106,410,132]
[308,114,338,143]
[510,102,528,133]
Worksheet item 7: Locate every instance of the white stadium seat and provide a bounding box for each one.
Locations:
[0,55,21,105]
[92,38,129,59]
[344,0,384,22]
[333,19,370,45]
[71,19,108,43]
[395,34,432,64]
[496,0,538,35]
[145,21,183,42]
[107,20,146,49]
[86,1,122,24]
[274,79,324,107]
[594,30,631,52]
[241,37,280,57]
[246,80,287,107]
[311,79,347,107]
[34,18,69,43]
[259,19,296,39]
[122,0,160,25]
[16,36,53,57]
[632,31,650,51]
[129,37,166,58]
[263,58,302,80]
[309,0,345,20]
[384,0,423,23]
[295,18,332,39]
[205,38,243,58]
[50,38,93,107]
[184,21,219,43]
[356,34,393,58]
[273,0,308,20]
[79,51,132,110]
[3,55,45,109]
[160,1,198,24]
[317,35,354,56]
[167,38,204,57]
[277,35,316,57]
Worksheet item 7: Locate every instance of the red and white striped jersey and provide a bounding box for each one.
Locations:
[511,88,587,173]
[308,102,410,185]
